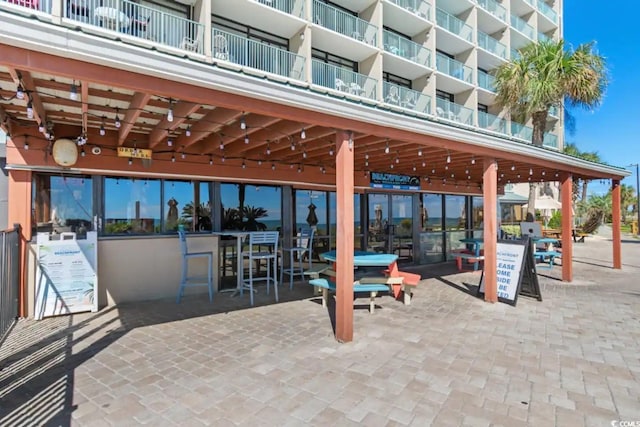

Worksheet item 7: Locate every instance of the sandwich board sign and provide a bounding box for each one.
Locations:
[478,237,542,306]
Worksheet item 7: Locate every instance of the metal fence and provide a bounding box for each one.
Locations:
[0,225,20,342]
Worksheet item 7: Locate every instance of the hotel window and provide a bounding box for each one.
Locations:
[436,89,454,102]
[32,174,94,238]
[478,103,488,113]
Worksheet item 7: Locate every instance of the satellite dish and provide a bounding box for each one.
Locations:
[52,138,78,167]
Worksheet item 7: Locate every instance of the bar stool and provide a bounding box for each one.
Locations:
[241,231,279,306]
[281,227,314,290]
[177,230,213,303]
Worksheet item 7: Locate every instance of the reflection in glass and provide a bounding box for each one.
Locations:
[104,178,161,234]
[445,195,466,230]
[221,183,281,230]
[422,194,442,231]
[392,194,413,262]
[367,193,389,252]
[163,180,193,232]
[32,174,93,237]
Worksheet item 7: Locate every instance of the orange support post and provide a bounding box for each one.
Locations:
[482,157,497,303]
[561,174,573,282]
[334,131,354,343]
[612,180,622,269]
[8,170,32,318]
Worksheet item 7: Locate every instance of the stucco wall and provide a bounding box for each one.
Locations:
[26,234,220,318]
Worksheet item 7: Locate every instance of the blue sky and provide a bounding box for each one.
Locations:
[563,0,640,195]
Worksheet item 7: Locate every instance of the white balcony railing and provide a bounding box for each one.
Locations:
[436,52,472,84]
[312,0,378,46]
[476,0,507,22]
[477,31,506,58]
[436,98,473,126]
[383,82,432,115]
[537,0,557,23]
[510,14,535,40]
[312,60,377,101]
[478,111,507,135]
[256,0,304,18]
[436,8,473,42]
[477,70,495,92]
[383,30,431,68]
[386,0,431,21]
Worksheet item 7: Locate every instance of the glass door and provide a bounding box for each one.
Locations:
[366,193,414,263]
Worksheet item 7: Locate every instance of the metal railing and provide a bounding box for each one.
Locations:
[386,0,431,20]
[311,60,377,101]
[2,0,52,13]
[64,0,204,54]
[548,105,559,117]
[0,225,20,342]
[436,52,472,84]
[383,82,431,115]
[436,98,473,126]
[477,69,496,92]
[511,122,533,141]
[537,0,557,23]
[312,0,378,46]
[510,14,535,40]
[436,8,473,42]
[256,0,305,18]
[213,28,305,81]
[476,0,506,22]
[511,47,520,60]
[383,30,431,68]
[538,32,551,43]
[543,133,558,149]
[478,30,506,58]
[478,111,507,135]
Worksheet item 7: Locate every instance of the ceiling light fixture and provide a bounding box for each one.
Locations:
[266,144,271,155]
[418,149,423,156]
[471,156,476,165]
[167,99,174,122]
[384,140,390,154]
[69,82,79,101]
[171,154,176,162]
[244,134,250,144]
[209,156,213,165]
[185,126,191,137]
[301,128,306,139]
[100,117,106,136]
[38,122,45,133]
[240,114,246,130]
[167,137,173,147]
[114,108,121,128]
[26,101,34,119]
[24,137,29,150]
[16,85,25,100]
[128,157,133,166]
[446,152,451,163]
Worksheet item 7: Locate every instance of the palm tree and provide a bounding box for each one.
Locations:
[619,184,636,223]
[494,40,608,216]
[563,142,602,203]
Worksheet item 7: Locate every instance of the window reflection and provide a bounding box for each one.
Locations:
[104,177,160,234]
[422,194,442,231]
[163,180,192,232]
[445,195,466,231]
[221,183,281,231]
[32,174,93,237]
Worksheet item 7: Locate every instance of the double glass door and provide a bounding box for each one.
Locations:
[366,193,413,263]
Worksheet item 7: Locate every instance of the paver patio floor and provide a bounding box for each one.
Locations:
[1,228,639,426]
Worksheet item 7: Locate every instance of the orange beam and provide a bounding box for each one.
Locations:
[482,157,497,303]
[561,174,574,281]
[119,92,152,145]
[175,107,241,148]
[0,105,10,134]
[81,80,89,133]
[148,101,201,148]
[335,130,354,343]
[7,68,47,137]
[8,169,32,317]
[612,179,622,269]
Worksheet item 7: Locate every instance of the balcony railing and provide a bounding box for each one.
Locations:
[477,31,506,58]
[538,32,551,43]
[386,0,431,21]
[64,0,203,54]
[3,0,52,12]
[510,14,535,40]
[213,28,305,81]
[511,122,533,141]
[476,0,507,22]
[543,133,558,148]
[478,111,507,134]
[548,105,559,117]
[383,30,431,68]
[256,0,304,18]
[312,60,377,101]
[312,0,377,46]
[477,70,495,92]
[537,0,557,23]
[510,48,520,60]
[436,53,472,84]
[436,98,473,126]
[436,8,473,42]
[383,82,431,115]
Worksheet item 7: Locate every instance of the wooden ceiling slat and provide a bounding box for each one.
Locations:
[119,92,151,146]
[175,107,242,149]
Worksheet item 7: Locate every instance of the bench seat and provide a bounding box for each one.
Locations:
[455,253,485,272]
[534,251,562,269]
[308,278,390,313]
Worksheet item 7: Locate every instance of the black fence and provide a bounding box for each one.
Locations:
[1,224,21,342]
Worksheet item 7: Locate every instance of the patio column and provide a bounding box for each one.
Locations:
[8,170,32,318]
[612,179,622,269]
[560,174,573,282]
[335,130,355,343]
[482,157,497,303]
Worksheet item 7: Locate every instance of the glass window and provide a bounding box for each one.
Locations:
[104,177,161,235]
[221,183,281,231]
[472,196,484,229]
[421,193,442,231]
[445,195,466,231]
[436,89,454,102]
[163,180,193,232]
[32,174,93,237]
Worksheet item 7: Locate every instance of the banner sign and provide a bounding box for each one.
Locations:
[117,147,152,159]
[370,172,421,190]
[35,231,99,320]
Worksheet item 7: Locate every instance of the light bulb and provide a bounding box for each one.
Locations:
[418,149,423,156]
[529,168,533,175]
[24,141,29,150]
[303,151,307,159]
[185,126,191,137]
[471,157,476,165]
[290,142,295,151]
[181,152,186,160]
[70,83,78,101]
[38,122,45,133]
[240,115,246,130]
[171,154,176,162]
[446,154,451,163]
[301,128,306,139]
[26,102,33,119]
[242,161,246,169]
[100,125,105,136]
[209,156,213,165]
[329,148,334,156]
[271,163,275,170]
[266,146,271,155]
[385,144,389,154]
[16,86,24,100]
[167,138,173,147]
[128,158,133,166]
[244,135,249,144]
[167,101,174,122]
[115,115,121,129]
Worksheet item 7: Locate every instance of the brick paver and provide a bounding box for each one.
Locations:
[1,227,639,426]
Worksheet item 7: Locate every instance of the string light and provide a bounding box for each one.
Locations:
[114,108,121,128]
[209,156,213,165]
[181,151,186,160]
[26,101,33,119]
[242,160,246,169]
[244,134,250,144]
[471,156,475,165]
[418,148,423,156]
[529,168,533,175]
[24,137,29,150]
[69,82,78,101]
[185,126,191,137]
[329,146,334,156]
[271,163,276,170]
[446,152,451,163]
[167,99,174,122]
[300,128,306,139]
[303,150,307,159]
[128,158,133,166]
[167,137,173,147]
[511,165,516,171]
[266,144,271,155]
[16,85,24,100]
[290,140,295,151]
[100,117,106,136]
[240,114,246,130]
[171,154,176,162]
[38,122,45,133]
[384,140,390,154]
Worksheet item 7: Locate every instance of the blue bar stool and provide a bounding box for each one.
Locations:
[177,230,213,303]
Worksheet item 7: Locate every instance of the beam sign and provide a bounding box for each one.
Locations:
[117,147,152,159]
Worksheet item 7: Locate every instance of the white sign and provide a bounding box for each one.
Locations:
[479,241,525,303]
[35,231,98,320]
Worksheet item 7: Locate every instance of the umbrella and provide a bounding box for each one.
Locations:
[306,203,318,226]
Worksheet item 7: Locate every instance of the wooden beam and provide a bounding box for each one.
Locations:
[335,130,354,343]
[612,179,622,269]
[174,107,241,149]
[119,92,151,145]
[483,157,498,303]
[148,101,201,148]
[561,174,574,281]
[7,68,47,136]
[0,104,10,134]
[81,80,89,134]
[200,114,281,155]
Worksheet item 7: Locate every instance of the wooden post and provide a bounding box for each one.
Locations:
[561,174,573,281]
[335,130,354,342]
[482,157,497,303]
[8,170,32,318]
[612,179,622,269]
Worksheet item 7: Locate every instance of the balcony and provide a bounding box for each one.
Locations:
[255,0,304,18]
[312,0,377,46]
[477,69,495,92]
[383,30,431,68]
[436,53,472,84]
[538,32,551,43]
[510,14,535,40]
[477,31,506,59]
[478,111,507,135]
[312,60,377,101]
[543,132,558,149]
[213,28,305,81]
[436,8,473,43]
[386,0,431,20]
[548,105,559,118]
[511,122,533,142]
[477,0,507,22]
[383,82,431,116]
[537,0,557,23]
[436,98,473,126]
